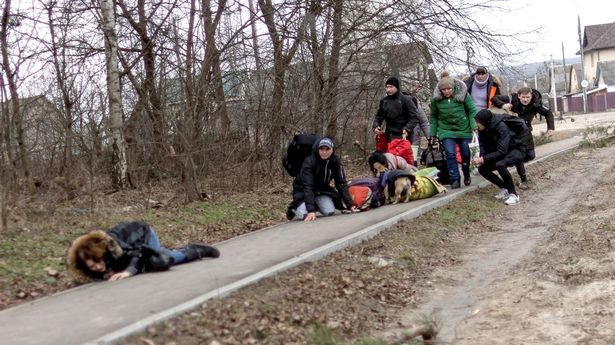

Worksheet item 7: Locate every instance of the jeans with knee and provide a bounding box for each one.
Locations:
[146,228,187,264]
[441,138,471,183]
[294,195,336,220]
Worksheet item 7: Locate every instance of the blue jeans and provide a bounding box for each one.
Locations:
[146,228,187,264]
[441,138,471,183]
[294,195,336,220]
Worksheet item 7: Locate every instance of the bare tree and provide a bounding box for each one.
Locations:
[1,0,35,198]
[100,0,130,190]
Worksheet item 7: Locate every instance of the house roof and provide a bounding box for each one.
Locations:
[568,63,583,89]
[596,60,615,86]
[581,21,615,53]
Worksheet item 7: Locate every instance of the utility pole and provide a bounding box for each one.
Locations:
[578,15,588,113]
[550,55,559,115]
[534,74,538,89]
[562,42,568,93]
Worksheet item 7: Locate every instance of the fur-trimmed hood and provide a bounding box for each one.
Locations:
[66,230,123,283]
[432,78,468,102]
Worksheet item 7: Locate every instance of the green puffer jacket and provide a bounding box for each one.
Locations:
[429,78,477,140]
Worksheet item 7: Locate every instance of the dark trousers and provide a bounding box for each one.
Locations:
[514,148,535,181]
[478,149,526,195]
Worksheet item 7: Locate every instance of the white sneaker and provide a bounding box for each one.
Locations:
[495,188,509,200]
[504,194,520,205]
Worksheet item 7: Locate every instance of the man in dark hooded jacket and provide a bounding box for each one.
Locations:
[288,137,355,221]
[473,109,530,206]
[372,77,420,141]
[492,87,555,187]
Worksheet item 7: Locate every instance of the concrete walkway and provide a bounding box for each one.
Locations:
[0,133,602,345]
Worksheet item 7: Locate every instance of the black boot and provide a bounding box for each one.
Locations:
[462,162,471,186]
[180,244,220,262]
[451,180,460,189]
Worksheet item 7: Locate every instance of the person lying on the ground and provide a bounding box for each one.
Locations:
[492,87,554,188]
[368,150,416,177]
[287,137,357,222]
[472,109,530,206]
[67,221,220,282]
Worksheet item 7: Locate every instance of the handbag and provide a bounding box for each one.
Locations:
[420,138,451,185]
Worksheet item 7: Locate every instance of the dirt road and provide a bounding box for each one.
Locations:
[394,144,615,344]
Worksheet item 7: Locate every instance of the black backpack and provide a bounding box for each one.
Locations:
[282,133,321,177]
[502,116,534,149]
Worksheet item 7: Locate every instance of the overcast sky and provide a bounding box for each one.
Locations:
[484,0,615,63]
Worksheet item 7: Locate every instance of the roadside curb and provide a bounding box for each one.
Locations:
[89,139,585,345]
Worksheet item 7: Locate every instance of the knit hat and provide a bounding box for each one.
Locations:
[474,109,493,127]
[385,76,400,90]
[318,137,334,149]
[437,71,454,90]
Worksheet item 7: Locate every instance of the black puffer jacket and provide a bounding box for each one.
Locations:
[291,151,352,213]
[492,89,554,131]
[372,91,419,137]
[476,110,528,164]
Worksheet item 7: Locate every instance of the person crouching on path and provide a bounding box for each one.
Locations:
[288,137,356,222]
[492,87,555,188]
[473,109,529,205]
[67,221,220,282]
[372,77,420,145]
[429,71,477,189]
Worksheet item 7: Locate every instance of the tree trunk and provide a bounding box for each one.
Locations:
[47,4,76,199]
[101,0,129,190]
[201,0,230,134]
[258,0,306,171]
[323,0,344,138]
[1,0,35,198]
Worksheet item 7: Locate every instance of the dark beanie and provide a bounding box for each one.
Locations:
[475,109,493,127]
[385,76,400,90]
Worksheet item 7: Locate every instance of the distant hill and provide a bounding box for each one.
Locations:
[496,57,581,79]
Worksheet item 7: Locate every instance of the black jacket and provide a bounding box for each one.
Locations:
[372,91,419,137]
[465,73,501,108]
[492,89,554,131]
[66,221,172,282]
[292,151,351,213]
[477,113,528,164]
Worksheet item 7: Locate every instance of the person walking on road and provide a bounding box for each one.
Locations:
[473,109,530,205]
[492,87,555,188]
[67,221,220,282]
[372,77,420,145]
[429,71,477,189]
[403,91,430,165]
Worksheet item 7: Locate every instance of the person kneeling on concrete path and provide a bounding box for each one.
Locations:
[473,109,529,205]
[287,137,357,222]
[67,221,220,282]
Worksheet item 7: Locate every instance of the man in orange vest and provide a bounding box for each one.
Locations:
[465,66,501,111]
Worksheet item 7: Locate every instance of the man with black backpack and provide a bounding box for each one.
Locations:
[286,137,356,221]
[492,87,555,188]
[472,109,530,205]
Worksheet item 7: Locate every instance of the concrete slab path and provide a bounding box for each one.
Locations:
[0,124,608,345]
